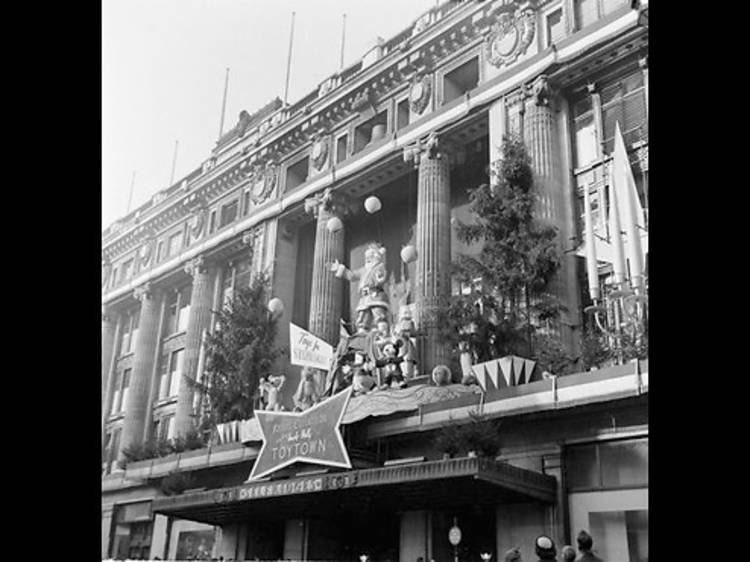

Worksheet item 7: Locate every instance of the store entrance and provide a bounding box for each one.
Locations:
[307,509,399,562]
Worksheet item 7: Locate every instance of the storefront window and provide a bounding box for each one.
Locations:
[589,508,648,562]
[566,438,648,491]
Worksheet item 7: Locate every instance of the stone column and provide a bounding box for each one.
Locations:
[523,75,581,353]
[102,503,115,559]
[639,57,649,118]
[543,452,568,546]
[119,283,161,460]
[408,133,452,373]
[102,306,117,408]
[102,307,121,445]
[174,255,215,438]
[306,189,346,345]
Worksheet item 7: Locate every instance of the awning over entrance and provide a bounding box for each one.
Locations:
[152,456,557,525]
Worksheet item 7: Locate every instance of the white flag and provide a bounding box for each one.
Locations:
[612,122,647,288]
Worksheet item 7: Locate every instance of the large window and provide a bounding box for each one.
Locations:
[120,259,133,283]
[219,199,239,228]
[119,309,140,356]
[109,368,131,415]
[546,8,565,46]
[443,57,479,105]
[167,231,182,258]
[163,285,192,336]
[220,257,252,306]
[565,438,648,491]
[169,349,184,398]
[574,0,629,31]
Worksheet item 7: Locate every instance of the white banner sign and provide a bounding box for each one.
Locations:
[289,323,333,371]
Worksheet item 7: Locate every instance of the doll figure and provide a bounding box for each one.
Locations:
[375,340,408,390]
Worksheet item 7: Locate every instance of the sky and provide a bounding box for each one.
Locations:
[102,0,440,230]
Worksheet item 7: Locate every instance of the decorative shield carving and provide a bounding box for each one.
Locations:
[247,163,277,204]
[485,7,536,68]
[311,136,329,172]
[139,237,156,268]
[190,207,208,240]
[409,74,432,115]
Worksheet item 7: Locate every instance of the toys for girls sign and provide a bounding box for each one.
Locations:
[289,323,333,371]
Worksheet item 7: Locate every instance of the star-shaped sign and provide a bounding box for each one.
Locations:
[248,387,353,481]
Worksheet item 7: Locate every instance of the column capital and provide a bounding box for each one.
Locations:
[403,132,464,167]
[528,74,553,107]
[638,56,648,70]
[304,187,353,218]
[241,226,263,247]
[184,255,208,277]
[133,282,153,301]
[102,304,114,322]
[586,82,597,95]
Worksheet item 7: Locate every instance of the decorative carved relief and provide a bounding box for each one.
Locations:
[133,283,152,301]
[139,237,156,269]
[310,134,330,172]
[531,75,551,107]
[190,207,208,240]
[351,88,376,112]
[412,12,432,37]
[245,162,278,204]
[485,5,536,68]
[409,73,432,115]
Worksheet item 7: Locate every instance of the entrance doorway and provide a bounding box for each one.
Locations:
[307,509,399,562]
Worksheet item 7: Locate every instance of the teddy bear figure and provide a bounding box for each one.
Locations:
[375,340,408,390]
[259,374,286,411]
[293,367,321,412]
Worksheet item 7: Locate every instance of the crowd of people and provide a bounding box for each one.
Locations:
[504,530,604,562]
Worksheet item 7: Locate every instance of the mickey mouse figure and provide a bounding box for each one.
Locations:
[375,340,408,390]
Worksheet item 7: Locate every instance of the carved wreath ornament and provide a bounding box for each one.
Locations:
[484,7,536,68]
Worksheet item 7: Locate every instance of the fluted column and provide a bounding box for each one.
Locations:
[523,75,581,351]
[119,283,161,460]
[306,189,346,345]
[408,133,452,373]
[174,255,215,437]
[101,306,118,410]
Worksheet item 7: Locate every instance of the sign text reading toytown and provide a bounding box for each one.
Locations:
[289,323,333,371]
[248,387,353,481]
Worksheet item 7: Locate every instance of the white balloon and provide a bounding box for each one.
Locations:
[364,196,382,214]
[326,216,343,232]
[267,297,284,316]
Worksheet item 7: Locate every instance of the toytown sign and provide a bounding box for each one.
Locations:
[248,387,353,481]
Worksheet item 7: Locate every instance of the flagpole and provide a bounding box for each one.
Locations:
[169,140,179,186]
[126,170,136,214]
[219,67,230,138]
[339,14,347,70]
[283,12,296,106]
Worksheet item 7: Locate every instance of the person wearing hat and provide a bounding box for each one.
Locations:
[576,530,604,561]
[534,535,557,561]
[561,545,576,562]
[504,547,522,562]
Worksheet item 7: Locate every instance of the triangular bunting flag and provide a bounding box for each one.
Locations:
[512,356,526,385]
[484,359,501,389]
[497,356,513,387]
[524,359,537,382]
[472,362,488,391]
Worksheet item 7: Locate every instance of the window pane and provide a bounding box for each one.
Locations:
[600,439,648,488]
[220,200,238,228]
[169,349,184,397]
[565,443,600,489]
[574,0,598,29]
[168,233,182,257]
[158,354,170,399]
[177,286,192,333]
[589,509,648,562]
[574,115,598,168]
[601,0,629,16]
[129,311,139,352]
[164,291,178,336]
[546,9,564,45]
[120,370,131,413]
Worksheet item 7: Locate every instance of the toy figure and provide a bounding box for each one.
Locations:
[293,367,321,412]
[375,340,408,390]
[331,242,390,333]
[394,307,417,379]
[259,374,286,411]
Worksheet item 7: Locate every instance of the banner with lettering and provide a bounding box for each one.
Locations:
[289,323,333,371]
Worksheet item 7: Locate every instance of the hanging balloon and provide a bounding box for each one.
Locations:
[400,245,418,264]
[432,365,452,387]
[364,196,382,214]
[326,216,343,233]
[267,297,284,317]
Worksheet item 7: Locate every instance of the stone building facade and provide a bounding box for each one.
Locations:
[102,1,648,560]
